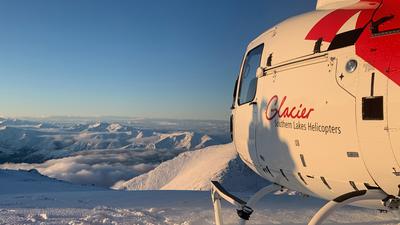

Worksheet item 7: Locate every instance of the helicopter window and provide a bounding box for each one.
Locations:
[231,77,238,109]
[238,44,264,105]
[229,115,233,141]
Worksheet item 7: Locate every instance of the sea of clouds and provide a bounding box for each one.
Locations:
[0,149,182,187]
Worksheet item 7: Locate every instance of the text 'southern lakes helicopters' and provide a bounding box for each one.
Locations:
[210,0,400,224]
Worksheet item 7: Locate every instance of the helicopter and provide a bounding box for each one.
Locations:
[210,0,400,224]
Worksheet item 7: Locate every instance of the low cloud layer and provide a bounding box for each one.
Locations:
[0,149,181,187]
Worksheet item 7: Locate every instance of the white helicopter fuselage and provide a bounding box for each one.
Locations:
[232,0,400,209]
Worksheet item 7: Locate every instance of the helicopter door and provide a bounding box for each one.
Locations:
[387,48,400,177]
[233,44,264,170]
[388,80,400,166]
[356,69,400,195]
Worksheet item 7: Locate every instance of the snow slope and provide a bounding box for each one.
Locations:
[113,143,269,192]
[0,169,398,225]
[0,169,101,195]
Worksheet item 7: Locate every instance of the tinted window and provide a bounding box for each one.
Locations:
[238,45,263,105]
[231,77,238,109]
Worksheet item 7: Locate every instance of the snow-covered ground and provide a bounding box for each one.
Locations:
[0,169,398,225]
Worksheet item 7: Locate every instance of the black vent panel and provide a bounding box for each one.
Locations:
[362,96,384,120]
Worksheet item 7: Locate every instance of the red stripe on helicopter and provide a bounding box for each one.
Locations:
[306,0,380,42]
[305,9,361,42]
[355,0,400,86]
[306,0,400,86]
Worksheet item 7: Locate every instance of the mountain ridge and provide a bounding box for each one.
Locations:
[113,143,269,192]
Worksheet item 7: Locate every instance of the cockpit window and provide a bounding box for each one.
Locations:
[238,44,264,105]
[231,77,238,109]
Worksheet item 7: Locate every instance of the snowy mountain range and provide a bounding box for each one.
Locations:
[0,117,231,187]
[0,118,229,163]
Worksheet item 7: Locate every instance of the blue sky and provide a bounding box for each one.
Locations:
[0,0,315,120]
